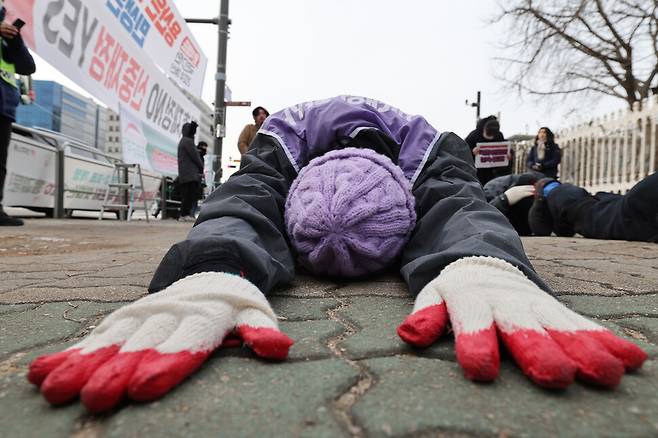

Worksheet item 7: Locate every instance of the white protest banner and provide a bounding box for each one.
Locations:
[475,141,511,169]
[6,0,201,174]
[99,0,207,97]
[120,105,180,175]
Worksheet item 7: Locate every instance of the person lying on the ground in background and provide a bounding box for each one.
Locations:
[27,96,647,413]
[483,172,542,236]
[526,127,561,179]
[464,115,513,186]
[237,106,269,155]
[529,173,658,242]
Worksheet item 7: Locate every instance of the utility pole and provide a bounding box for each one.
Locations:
[465,91,481,124]
[185,0,230,185]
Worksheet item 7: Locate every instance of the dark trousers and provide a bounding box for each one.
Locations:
[547,172,658,242]
[0,116,12,207]
[178,181,200,217]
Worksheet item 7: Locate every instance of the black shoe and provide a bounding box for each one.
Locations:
[528,199,553,236]
[0,210,24,226]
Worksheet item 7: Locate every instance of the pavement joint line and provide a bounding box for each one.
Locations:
[324,287,377,438]
[553,290,658,297]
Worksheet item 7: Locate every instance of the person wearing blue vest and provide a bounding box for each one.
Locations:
[0,1,35,226]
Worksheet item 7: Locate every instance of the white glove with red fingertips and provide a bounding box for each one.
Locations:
[397,257,647,389]
[28,272,292,413]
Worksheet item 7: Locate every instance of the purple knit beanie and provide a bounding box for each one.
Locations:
[285,147,416,277]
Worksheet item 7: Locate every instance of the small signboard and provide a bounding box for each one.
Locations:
[474,141,510,168]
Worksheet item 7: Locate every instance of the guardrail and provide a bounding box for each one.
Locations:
[512,95,658,194]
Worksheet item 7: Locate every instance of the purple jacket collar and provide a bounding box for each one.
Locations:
[258,96,441,185]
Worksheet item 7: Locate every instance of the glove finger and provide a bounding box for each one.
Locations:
[397,283,447,347]
[545,306,647,370]
[586,330,647,371]
[446,293,499,382]
[397,303,448,347]
[547,329,625,388]
[534,305,627,387]
[493,300,577,389]
[498,329,577,389]
[28,349,78,386]
[127,313,233,402]
[236,308,293,360]
[127,349,211,402]
[40,345,120,405]
[80,350,148,413]
[29,316,139,387]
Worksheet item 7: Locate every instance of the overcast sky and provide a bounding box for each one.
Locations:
[32,0,622,166]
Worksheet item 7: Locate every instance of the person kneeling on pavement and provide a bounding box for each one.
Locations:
[27,96,647,413]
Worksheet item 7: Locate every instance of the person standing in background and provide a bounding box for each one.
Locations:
[237,106,269,155]
[0,1,35,226]
[465,116,512,186]
[177,121,203,222]
[526,127,561,179]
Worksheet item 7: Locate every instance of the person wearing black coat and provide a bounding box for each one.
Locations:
[526,127,561,179]
[0,4,36,226]
[177,121,204,221]
[464,115,512,186]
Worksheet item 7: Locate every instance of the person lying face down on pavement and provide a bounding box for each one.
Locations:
[28,96,647,413]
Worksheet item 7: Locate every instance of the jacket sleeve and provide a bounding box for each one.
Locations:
[526,146,536,167]
[149,134,297,294]
[6,36,36,75]
[237,125,251,155]
[541,144,561,168]
[489,193,511,217]
[184,139,204,172]
[400,132,550,295]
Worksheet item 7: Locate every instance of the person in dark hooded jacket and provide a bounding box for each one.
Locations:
[177,121,204,221]
[0,3,36,226]
[464,116,512,186]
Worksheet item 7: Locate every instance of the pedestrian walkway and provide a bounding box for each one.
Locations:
[1,220,656,437]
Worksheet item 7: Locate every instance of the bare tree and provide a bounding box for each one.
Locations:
[493,0,658,109]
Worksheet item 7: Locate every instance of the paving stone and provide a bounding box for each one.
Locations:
[270,275,338,297]
[270,296,337,321]
[334,281,410,298]
[0,301,124,357]
[0,286,147,304]
[614,317,658,345]
[103,358,353,438]
[559,294,658,318]
[0,303,35,316]
[0,371,86,438]
[282,319,343,361]
[354,356,658,437]
[339,296,455,360]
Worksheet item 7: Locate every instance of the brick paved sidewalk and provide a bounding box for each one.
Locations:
[1,220,656,437]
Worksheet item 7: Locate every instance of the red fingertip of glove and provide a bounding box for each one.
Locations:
[41,345,120,405]
[237,326,294,361]
[455,325,500,382]
[397,303,448,347]
[127,349,210,402]
[28,349,78,386]
[548,330,625,388]
[81,351,147,413]
[587,330,648,371]
[500,329,576,389]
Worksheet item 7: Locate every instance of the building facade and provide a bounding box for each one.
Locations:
[16,80,107,150]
